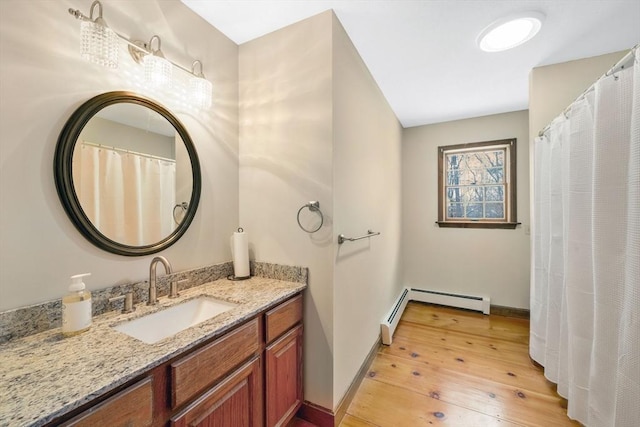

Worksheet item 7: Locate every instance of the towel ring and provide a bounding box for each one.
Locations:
[297,201,323,233]
[173,202,188,224]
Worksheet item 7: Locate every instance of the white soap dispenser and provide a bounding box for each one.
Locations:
[62,273,92,336]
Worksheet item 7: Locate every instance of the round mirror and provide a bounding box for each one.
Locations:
[55,91,201,256]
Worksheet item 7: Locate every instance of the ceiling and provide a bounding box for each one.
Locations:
[181,0,639,128]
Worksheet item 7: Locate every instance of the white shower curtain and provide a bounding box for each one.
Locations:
[531,47,639,427]
[74,144,176,246]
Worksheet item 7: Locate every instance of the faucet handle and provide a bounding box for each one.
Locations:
[169,279,188,299]
[123,291,135,313]
[109,291,136,314]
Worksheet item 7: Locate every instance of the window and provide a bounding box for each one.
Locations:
[437,138,518,229]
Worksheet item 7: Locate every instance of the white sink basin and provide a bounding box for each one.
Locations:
[112,297,238,344]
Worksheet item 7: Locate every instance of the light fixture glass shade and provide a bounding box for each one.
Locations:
[80,19,118,68]
[478,12,544,52]
[144,54,172,88]
[189,76,213,109]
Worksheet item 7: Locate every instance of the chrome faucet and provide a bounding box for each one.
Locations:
[148,256,172,305]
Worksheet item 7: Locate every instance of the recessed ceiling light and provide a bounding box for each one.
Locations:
[478,12,544,52]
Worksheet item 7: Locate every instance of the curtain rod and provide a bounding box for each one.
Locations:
[538,44,638,137]
[81,141,176,163]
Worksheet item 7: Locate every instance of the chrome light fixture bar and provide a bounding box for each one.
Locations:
[68,1,213,108]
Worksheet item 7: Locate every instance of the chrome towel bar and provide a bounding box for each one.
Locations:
[338,230,380,245]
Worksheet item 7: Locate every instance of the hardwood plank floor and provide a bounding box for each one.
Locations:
[340,302,579,427]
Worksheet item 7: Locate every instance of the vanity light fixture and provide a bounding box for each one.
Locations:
[477,12,544,52]
[75,0,119,68]
[143,35,172,88]
[68,1,213,109]
[190,61,213,109]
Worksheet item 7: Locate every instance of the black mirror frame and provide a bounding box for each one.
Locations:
[54,91,201,256]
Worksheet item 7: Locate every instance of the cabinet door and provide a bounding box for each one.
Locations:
[170,356,262,427]
[265,324,303,427]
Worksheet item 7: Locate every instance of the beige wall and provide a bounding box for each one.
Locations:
[402,111,531,309]
[331,14,403,408]
[239,11,335,409]
[528,51,627,143]
[239,11,404,410]
[0,0,239,310]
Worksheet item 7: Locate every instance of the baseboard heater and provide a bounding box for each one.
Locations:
[380,287,490,345]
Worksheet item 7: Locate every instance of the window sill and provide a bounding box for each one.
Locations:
[435,221,520,229]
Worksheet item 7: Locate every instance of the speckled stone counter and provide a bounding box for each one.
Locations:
[0,276,306,426]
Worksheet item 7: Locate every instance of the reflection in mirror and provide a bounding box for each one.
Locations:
[55,91,201,256]
[71,104,192,246]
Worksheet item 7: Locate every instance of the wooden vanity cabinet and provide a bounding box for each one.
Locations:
[171,294,304,427]
[47,292,303,427]
[264,295,303,427]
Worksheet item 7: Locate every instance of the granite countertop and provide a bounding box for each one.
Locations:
[0,276,306,427]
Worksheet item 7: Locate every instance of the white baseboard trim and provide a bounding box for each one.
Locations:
[380,287,490,345]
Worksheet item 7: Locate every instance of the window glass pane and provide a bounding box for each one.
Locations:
[463,187,483,202]
[458,169,484,185]
[484,167,504,183]
[466,150,502,168]
[446,154,461,171]
[480,150,504,167]
[466,203,483,218]
[447,203,464,218]
[447,187,462,203]
[485,185,504,201]
[447,169,459,185]
[485,203,504,219]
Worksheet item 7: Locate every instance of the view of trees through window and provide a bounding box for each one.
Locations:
[437,138,517,229]
[445,148,505,220]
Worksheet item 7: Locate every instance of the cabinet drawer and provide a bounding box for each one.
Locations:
[171,318,260,409]
[265,295,302,344]
[62,377,153,427]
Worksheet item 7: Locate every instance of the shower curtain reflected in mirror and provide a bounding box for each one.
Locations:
[73,143,176,246]
[531,47,639,427]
